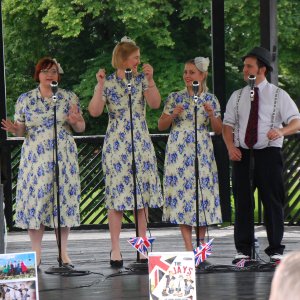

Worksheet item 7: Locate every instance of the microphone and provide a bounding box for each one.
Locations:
[125,68,132,82]
[248,75,256,100]
[50,81,58,95]
[192,81,199,96]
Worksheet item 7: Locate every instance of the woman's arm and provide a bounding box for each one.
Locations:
[143,64,161,109]
[67,104,86,133]
[204,102,222,134]
[1,119,26,137]
[88,69,106,117]
[158,105,184,131]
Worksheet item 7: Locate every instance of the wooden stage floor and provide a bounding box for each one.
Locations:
[5,225,300,300]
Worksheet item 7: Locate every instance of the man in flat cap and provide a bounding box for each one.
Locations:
[223,46,300,264]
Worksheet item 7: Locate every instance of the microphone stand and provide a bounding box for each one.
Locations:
[125,69,147,272]
[45,81,89,276]
[247,75,258,262]
[192,81,201,248]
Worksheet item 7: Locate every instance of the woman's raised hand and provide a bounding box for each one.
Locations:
[142,64,154,81]
[1,119,25,136]
[66,104,83,126]
[171,105,184,119]
[96,69,106,86]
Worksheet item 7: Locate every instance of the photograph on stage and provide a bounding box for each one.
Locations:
[0,252,39,300]
[0,280,37,300]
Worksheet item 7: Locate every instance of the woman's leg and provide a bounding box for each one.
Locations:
[137,208,148,237]
[28,225,45,264]
[180,225,193,251]
[135,208,149,259]
[108,209,123,260]
[194,226,207,244]
[57,227,71,263]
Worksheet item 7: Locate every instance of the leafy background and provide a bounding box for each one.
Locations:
[2,0,300,134]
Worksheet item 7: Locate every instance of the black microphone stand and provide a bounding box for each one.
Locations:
[192,81,201,248]
[125,69,148,272]
[45,81,89,276]
[247,75,258,262]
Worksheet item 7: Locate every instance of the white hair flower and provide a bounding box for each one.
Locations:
[53,58,64,74]
[194,57,210,72]
[120,36,136,45]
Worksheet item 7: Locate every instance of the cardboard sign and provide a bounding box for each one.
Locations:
[0,252,39,300]
[149,252,196,300]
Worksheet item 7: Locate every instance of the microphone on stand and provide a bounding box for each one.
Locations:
[50,81,58,94]
[50,81,58,102]
[125,68,133,82]
[125,68,132,93]
[192,81,199,103]
[248,75,256,101]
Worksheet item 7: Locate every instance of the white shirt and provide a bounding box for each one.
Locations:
[224,79,300,149]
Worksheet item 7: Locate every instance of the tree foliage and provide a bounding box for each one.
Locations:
[2,0,300,134]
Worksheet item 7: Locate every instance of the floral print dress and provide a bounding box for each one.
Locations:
[102,72,163,210]
[14,88,81,229]
[162,88,222,226]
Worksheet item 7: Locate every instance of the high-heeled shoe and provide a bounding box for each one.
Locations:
[57,257,75,269]
[110,251,123,268]
[37,260,41,271]
[140,258,148,264]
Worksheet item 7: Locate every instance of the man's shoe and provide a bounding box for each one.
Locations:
[270,253,283,263]
[232,252,250,264]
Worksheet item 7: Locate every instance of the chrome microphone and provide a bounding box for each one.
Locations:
[125,68,132,92]
[192,81,199,103]
[50,81,58,95]
[248,75,256,100]
[125,68,132,82]
[192,81,199,95]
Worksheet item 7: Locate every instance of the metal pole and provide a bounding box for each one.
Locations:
[260,0,278,85]
[0,0,7,139]
[0,183,5,253]
[211,0,231,223]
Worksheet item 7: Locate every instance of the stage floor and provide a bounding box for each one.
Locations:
[5,225,300,300]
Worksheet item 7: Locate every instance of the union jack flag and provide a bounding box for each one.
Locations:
[236,258,248,268]
[193,238,214,267]
[128,236,155,258]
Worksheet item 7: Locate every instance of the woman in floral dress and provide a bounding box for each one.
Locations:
[88,37,163,267]
[1,57,85,267]
[158,57,223,251]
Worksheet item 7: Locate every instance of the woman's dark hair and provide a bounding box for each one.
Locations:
[33,57,60,82]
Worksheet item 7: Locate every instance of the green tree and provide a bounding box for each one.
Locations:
[2,0,300,135]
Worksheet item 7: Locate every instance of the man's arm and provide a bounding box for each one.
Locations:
[222,124,242,161]
[267,119,300,141]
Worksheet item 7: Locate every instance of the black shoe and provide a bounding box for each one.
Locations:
[57,257,75,269]
[232,252,250,264]
[37,260,41,272]
[140,258,148,264]
[110,251,123,268]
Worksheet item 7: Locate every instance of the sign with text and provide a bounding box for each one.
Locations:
[149,252,196,300]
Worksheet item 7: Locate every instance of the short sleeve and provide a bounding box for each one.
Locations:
[14,93,27,123]
[211,94,221,118]
[141,73,148,92]
[223,90,239,128]
[69,91,83,114]
[278,89,300,124]
[163,93,176,115]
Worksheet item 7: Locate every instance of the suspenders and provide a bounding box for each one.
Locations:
[233,87,280,147]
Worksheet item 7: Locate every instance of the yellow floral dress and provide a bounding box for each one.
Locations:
[102,72,163,211]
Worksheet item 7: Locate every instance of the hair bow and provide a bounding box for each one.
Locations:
[194,57,210,72]
[53,58,64,74]
[120,36,136,45]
